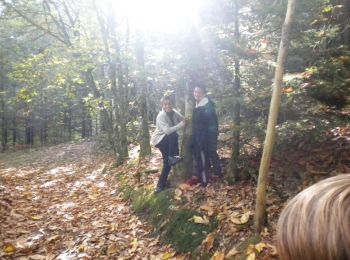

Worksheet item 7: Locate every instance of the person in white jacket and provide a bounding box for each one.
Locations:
[151,96,186,193]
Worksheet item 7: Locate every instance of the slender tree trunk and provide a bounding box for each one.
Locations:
[229,0,241,182]
[136,33,151,159]
[254,0,297,233]
[12,113,17,146]
[84,70,119,159]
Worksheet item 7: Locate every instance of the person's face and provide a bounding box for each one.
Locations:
[193,87,205,102]
[162,99,172,112]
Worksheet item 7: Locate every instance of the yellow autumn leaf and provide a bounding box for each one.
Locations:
[230,217,242,225]
[30,215,42,220]
[246,244,255,255]
[210,251,225,260]
[202,233,215,252]
[240,211,250,224]
[162,251,175,259]
[192,215,209,225]
[3,243,15,254]
[246,252,256,260]
[255,242,266,253]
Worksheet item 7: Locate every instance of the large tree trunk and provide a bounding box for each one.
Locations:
[179,82,193,178]
[229,0,241,182]
[254,0,297,233]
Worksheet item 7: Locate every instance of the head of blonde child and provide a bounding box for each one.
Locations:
[277,174,350,260]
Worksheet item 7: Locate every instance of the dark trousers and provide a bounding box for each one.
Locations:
[206,133,222,176]
[156,133,179,189]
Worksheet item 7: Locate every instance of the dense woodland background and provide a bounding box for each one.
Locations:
[1,0,349,162]
[0,0,350,258]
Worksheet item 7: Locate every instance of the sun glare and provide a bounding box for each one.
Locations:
[111,0,202,32]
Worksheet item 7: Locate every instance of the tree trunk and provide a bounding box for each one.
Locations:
[84,70,119,159]
[12,113,17,146]
[254,0,297,233]
[179,82,193,178]
[229,0,241,182]
[136,33,152,159]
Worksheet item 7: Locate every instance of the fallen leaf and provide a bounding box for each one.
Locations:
[29,255,46,260]
[246,252,255,260]
[178,183,191,191]
[246,244,255,255]
[30,215,43,220]
[240,211,250,224]
[255,242,266,253]
[226,247,239,257]
[202,233,215,252]
[161,251,175,259]
[200,205,214,216]
[192,215,209,225]
[210,251,225,260]
[107,244,119,255]
[175,188,182,197]
[230,217,242,225]
[3,243,15,254]
[267,243,278,256]
[47,235,60,243]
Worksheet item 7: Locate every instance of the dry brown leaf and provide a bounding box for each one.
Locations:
[267,243,278,256]
[202,233,215,252]
[210,251,225,260]
[200,205,214,216]
[107,244,119,255]
[29,255,46,260]
[226,247,239,257]
[175,189,182,197]
[47,235,60,243]
[178,183,191,191]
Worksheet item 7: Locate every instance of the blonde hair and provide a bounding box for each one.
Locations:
[277,174,350,260]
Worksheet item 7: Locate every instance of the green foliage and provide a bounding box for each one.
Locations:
[304,54,350,108]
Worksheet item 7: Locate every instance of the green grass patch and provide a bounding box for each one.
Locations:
[119,184,218,253]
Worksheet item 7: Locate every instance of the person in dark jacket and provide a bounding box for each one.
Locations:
[151,96,185,193]
[188,85,222,186]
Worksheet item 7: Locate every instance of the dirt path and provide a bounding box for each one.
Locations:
[0,142,173,259]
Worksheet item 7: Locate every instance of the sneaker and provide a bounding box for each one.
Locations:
[168,156,183,166]
[185,177,200,186]
[154,187,164,194]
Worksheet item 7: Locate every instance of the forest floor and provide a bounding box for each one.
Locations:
[0,123,349,259]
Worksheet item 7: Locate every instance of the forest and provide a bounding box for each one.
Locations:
[0,0,349,259]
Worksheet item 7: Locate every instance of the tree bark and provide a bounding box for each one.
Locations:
[136,33,152,159]
[229,0,241,182]
[179,82,193,178]
[254,0,297,233]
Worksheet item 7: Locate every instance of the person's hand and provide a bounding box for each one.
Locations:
[183,117,190,125]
